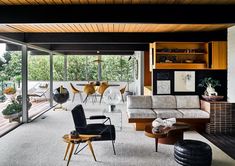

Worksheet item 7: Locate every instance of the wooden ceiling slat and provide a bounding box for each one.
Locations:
[9,24,33,32]
[1,0,235,5]
[42,0,56,4]
[118,24,125,32]
[26,0,39,5]
[132,0,141,4]
[79,24,89,32]
[123,23,130,32]
[65,24,76,32]
[107,24,113,32]
[0,0,14,5]
[36,24,51,32]
[0,25,21,32]
[90,24,98,32]
[123,0,132,4]
[79,0,88,4]
[56,24,69,32]
[0,23,233,33]
[61,24,74,32]
[113,24,119,32]
[70,24,81,32]
[136,24,145,32]
[61,0,72,4]
[96,24,104,32]
[44,24,60,32]
[34,24,49,32]
[102,24,109,32]
[84,24,94,32]
[72,24,83,32]
[34,0,47,4]
[105,0,114,4]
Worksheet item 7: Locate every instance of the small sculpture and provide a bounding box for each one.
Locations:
[53,86,69,111]
[152,118,176,132]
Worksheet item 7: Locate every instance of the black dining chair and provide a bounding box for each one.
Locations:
[71,104,116,156]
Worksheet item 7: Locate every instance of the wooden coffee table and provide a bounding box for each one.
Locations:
[144,122,190,152]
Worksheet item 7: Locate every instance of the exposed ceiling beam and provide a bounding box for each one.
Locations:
[0,5,235,24]
[0,31,227,45]
[6,43,148,51]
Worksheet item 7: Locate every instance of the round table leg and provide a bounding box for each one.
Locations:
[155,138,158,152]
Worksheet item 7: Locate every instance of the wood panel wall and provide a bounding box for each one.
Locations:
[144,51,151,86]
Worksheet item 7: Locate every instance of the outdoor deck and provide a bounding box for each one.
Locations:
[0,100,50,136]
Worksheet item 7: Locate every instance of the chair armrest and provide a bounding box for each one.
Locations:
[79,134,101,139]
[88,115,107,120]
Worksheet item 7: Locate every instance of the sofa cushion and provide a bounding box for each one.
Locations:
[127,96,152,109]
[127,109,157,119]
[152,95,177,109]
[177,109,209,118]
[153,109,183,118]
[176,95,200,109]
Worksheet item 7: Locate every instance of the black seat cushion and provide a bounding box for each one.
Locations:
[76,124,116,141]
[174,139,212,166]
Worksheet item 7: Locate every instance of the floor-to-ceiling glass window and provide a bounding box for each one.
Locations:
[101,55,122,81]
[53,54,65,105]
[121,55,134,91]
[27,49,50,119]
[86,55,98,81]
[67,55,87,81]
[0,41,22,136]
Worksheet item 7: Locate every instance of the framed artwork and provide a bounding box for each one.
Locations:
[174,71,195,92]
[157,80,171,94]
[157,72,170,80]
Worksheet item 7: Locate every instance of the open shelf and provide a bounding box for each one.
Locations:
[156,63,207,69]
[156,52,206,55]
[149,42,209,70]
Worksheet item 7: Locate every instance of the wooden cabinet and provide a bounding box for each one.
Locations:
[149,42,209,69]
[149,43,154,71]
[209,41,227,69]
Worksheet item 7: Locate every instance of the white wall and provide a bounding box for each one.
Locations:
[134,51,144,95]
[228,26,235,102]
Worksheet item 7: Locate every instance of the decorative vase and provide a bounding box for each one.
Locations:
[3,111,22,122]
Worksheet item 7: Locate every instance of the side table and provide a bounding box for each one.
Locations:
[62,134,100,166]
[103,109,122,131]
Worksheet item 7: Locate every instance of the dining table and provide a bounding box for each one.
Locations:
[76,83,120,87]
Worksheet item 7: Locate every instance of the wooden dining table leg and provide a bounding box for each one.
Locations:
[64,142,71,160]
[67,143,75,166]
[87,140,97,161]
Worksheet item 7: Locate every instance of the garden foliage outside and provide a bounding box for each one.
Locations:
[29,55,134,82]
[1,52,134,83]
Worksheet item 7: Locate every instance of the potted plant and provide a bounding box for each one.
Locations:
[198,77,223,101]
[2,95,32,122]
[2,100,22,122]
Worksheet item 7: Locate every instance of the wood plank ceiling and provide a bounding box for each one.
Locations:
[0,23,233,33]
[0,0,233,33]
[0,0,235,5]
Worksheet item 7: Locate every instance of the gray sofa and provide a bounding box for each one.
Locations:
[126,95,210,131]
